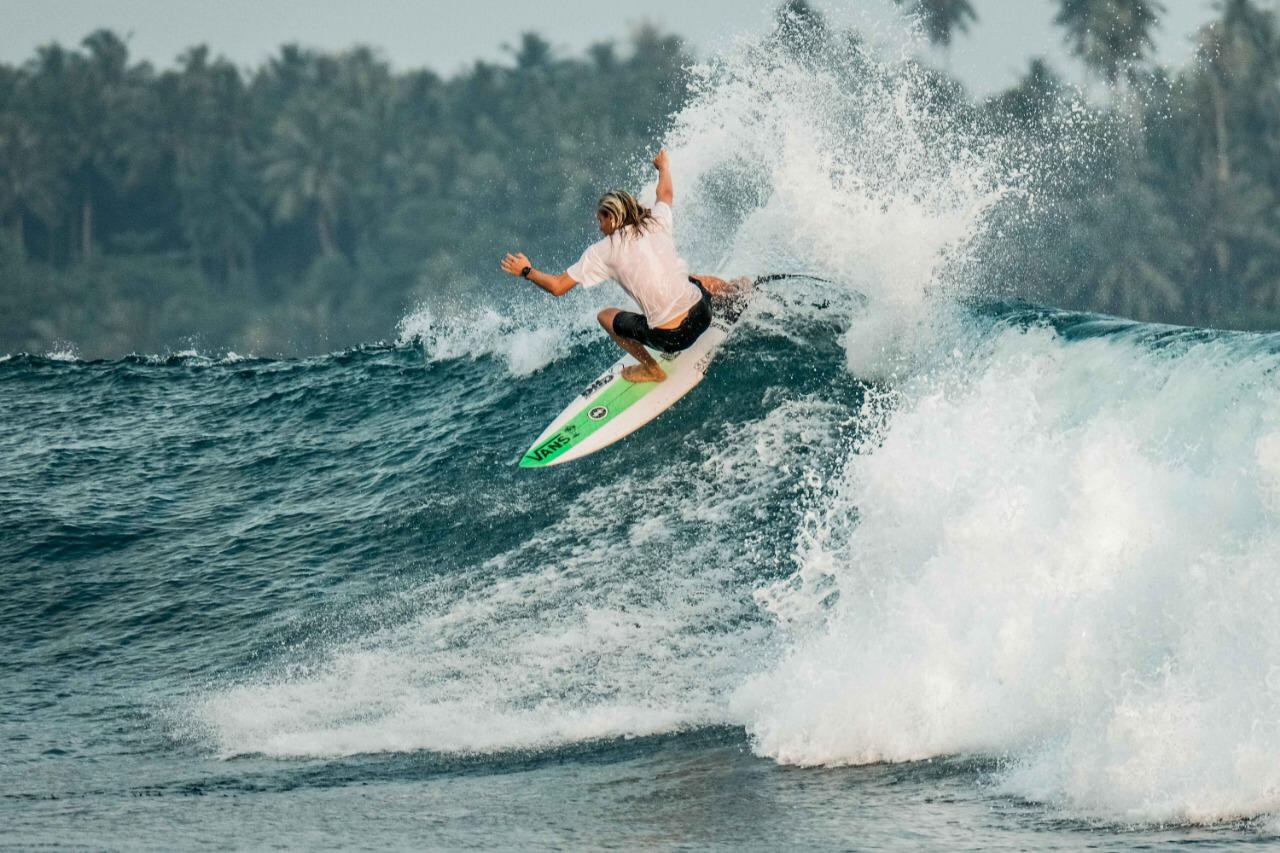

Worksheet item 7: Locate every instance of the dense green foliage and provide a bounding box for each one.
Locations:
[4,1,1280,356]
[0,28,687,355]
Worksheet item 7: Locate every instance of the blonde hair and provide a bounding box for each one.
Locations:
[597,190,657,238]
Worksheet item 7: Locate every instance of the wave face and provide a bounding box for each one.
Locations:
[6,16,1280,842]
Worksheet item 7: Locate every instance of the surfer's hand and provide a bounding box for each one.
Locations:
[653,149,669,171]
[501,252,531,277]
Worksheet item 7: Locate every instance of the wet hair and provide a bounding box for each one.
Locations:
[597,190,657,238]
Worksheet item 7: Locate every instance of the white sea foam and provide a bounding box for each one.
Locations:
[396,287,628,376]
[648,18,1280,824]
[673,20,1280,825]
[739,323,1280,824]
[203,16,1003,762]
[202,6,1280,827]
[44,343,81,362]
[659,30,1017,378]
[398,305,568,377]
[204,1,1014,769]
[197,398,846,758]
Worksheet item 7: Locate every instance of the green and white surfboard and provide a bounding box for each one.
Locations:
[520,286,753,468]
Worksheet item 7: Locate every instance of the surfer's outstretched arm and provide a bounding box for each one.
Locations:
[654,149,673,206]
[501,252,577,297]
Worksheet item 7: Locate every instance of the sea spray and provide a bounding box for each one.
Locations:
[191,8,1280,828]
[632,10,1280,827]
[200,11,1028,765]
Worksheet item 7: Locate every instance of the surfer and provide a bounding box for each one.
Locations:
[500,149,734,383]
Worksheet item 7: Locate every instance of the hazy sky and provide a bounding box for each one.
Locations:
[1,0,1220,94]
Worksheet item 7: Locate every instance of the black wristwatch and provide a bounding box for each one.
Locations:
[520,266,532,279]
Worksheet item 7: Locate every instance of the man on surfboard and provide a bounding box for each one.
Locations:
[500,149,734,383]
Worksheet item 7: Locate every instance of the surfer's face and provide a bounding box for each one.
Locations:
[597,211,618,236]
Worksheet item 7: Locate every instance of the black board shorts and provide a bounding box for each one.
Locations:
[611,278,713,354]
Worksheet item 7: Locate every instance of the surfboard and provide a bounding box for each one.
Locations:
[519,284,754,468]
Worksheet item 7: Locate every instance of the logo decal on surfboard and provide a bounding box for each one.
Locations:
[581,373,612,398]
[525,431,573,463]
[588,406,608,420]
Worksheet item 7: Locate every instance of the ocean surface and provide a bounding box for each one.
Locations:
[9,22,1280,851]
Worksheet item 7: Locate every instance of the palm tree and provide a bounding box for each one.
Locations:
[1054,0,1165,86]
[255,45,374,262]
[21,43,77,264]
[24,30,146,262]
[161,47,262,279]
[986,59,1063,130]
[72,30,138,260]
[512,32,554,70]
[1179,0,1280,318]
[1074,165,1190,320]
[0,109,63,257]
[894,0,978,49]
[261,93,362,259]
[588,42,617,73]
[1195,0,1280,183]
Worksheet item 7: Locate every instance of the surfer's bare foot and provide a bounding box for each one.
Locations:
[622,364,666,383]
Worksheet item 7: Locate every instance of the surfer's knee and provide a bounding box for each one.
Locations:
[597,308,619,331]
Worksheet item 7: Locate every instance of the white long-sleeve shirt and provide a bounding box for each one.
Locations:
[566,201,701,327]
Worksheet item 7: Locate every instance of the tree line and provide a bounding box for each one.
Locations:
[2,1,1280,356]
[0,28,687,355]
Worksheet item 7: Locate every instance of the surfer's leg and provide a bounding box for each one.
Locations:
[598,308,666,382]
[691,274,730,296]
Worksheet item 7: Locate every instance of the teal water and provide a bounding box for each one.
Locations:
[11,15,1280,848]
[7,301,1280,848]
